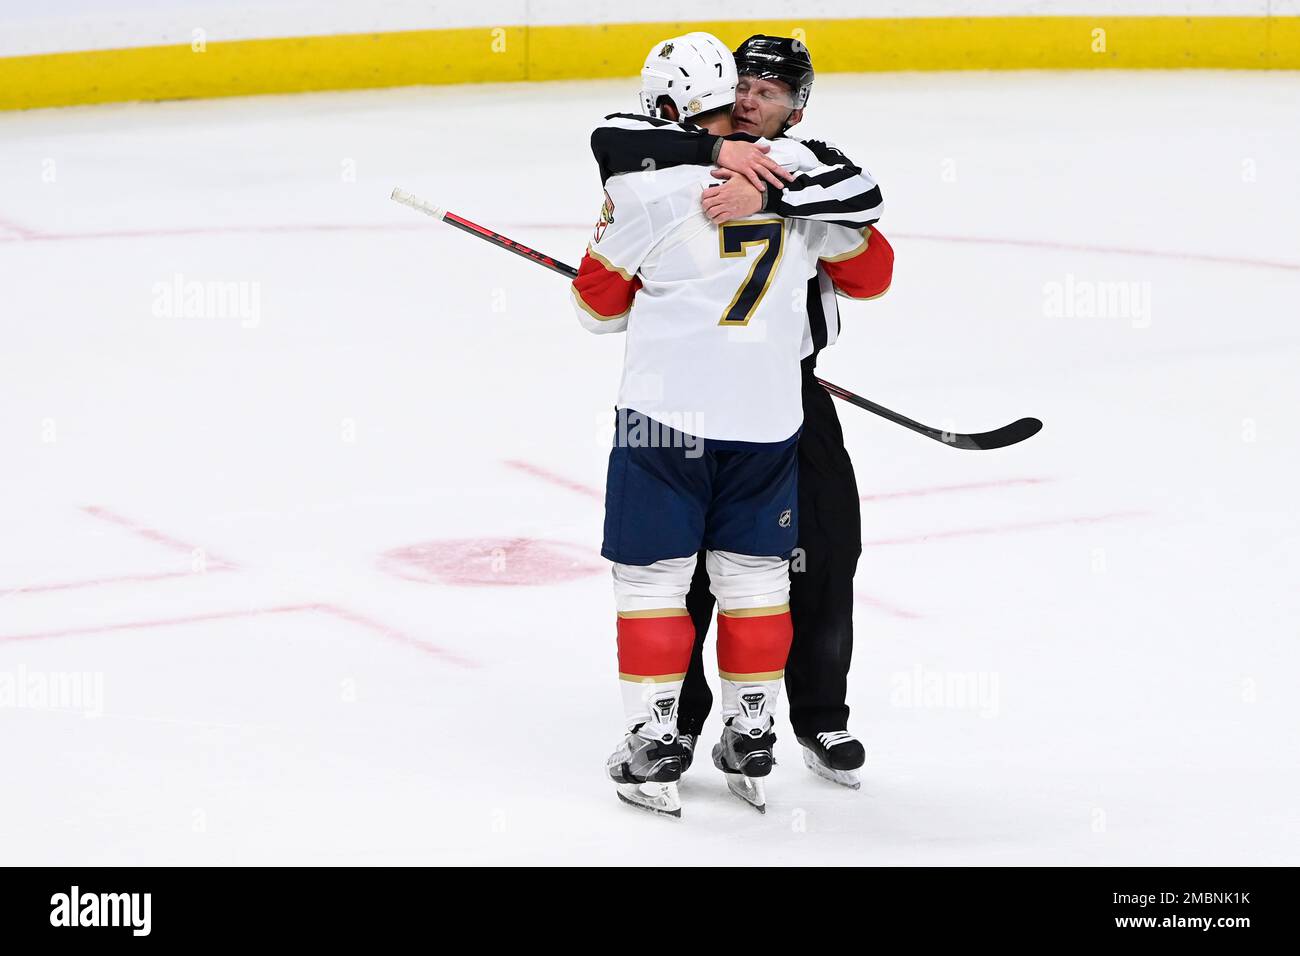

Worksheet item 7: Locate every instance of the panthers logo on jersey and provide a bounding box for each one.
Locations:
[592,189,615,242]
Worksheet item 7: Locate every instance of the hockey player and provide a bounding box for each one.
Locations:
[572,33,890,816]
[587,36,891,788]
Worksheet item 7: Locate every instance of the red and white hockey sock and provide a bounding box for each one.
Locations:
[616,608,694,728]
[612,557,697,730]
[706,550,793,729]
[716,602,793,727]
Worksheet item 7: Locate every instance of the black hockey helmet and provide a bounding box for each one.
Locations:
[733,35,814,109]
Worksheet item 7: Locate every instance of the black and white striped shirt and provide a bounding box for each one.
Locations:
[590,112,884,361]
[591,113,883,228]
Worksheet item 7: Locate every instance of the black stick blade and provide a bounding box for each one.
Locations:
[947,417,1043,450]
[815,377,1043,451]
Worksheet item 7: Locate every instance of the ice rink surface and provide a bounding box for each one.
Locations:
[1,70,1298,865]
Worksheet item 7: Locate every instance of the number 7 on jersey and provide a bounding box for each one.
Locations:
[718,219,786,326]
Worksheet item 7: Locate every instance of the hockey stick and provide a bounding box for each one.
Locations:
[813,378,1041,451]
[391,188,1042,450]
[391,189,577,278]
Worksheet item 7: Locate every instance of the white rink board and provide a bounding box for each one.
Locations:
[0,70,1298,864]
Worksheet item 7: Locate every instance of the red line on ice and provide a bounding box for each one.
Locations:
[863,510,1149,547]
[495,226,1300,274]
[1,567,232,597]
[0,601,476,666]
[855,592,924,620]
[503,459,602,500]
[861,477,1054,502]
[0,507,240,596]
[311,603,478,667]
[894,231,1300,274]
[0,604,314,643]
[0,214,36,240]
[3,219,1297,274]
[81,504,239,568]
[0,222,428,244]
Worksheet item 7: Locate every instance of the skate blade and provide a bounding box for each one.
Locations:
[615,781,682,818]
[724,774,766,813]
[801,745,861,790]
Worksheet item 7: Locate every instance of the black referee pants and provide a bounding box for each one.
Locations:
[678,359,863,738]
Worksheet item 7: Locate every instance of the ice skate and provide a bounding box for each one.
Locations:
[711,687,776,813]
[798,731,864,790]
[607,692,685,817]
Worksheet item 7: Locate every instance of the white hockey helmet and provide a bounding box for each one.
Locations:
[639,32,737,121]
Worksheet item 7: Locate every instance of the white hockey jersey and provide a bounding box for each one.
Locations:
[589,116,889,363]
[571,140,875,444]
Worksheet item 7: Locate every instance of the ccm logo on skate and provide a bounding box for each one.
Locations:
[50,886,151,936]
